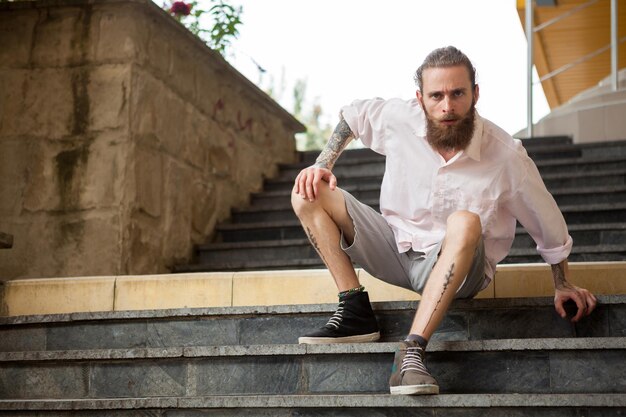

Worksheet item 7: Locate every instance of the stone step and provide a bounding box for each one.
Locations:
[2,393,625,416]
[230,200,626,224]
[263,167,626,192]
[216,217,625,243]
[180,243,626,272]
[0,338,624,399]
[294,140,626,169]
[246,184,626,211]
[276,154,626,182]
[517,135,573,145]
[196,226,626,266]
[1,295,624,351]
[295,142,626,170]
[295,136,624,165]
[3,264,625,315]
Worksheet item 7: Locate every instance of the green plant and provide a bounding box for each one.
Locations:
[291,78,333,151]
[165,0,242,55]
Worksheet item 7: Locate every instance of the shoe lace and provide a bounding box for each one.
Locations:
[401,346,428,375]
[325,301,345,329]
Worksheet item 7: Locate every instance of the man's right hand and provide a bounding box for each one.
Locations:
[293,115,354,202]
[293,165,337,202]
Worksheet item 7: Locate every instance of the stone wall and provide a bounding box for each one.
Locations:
[0,0,304,279]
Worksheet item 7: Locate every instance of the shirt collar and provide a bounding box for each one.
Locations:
[465,112,483,162]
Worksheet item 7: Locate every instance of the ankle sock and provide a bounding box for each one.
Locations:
[338,285,365,300]
[405,333,428,349]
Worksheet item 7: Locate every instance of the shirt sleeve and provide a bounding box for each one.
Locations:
[340,98,387,155]
[505,150,573,264]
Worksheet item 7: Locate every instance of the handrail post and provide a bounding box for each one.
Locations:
[611,0,619,91]
[526,0,534,138]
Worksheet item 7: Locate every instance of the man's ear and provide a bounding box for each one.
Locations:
[416,89,423,103]
[473,84,480,105]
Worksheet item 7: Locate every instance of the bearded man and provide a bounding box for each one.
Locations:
[291,46,597,396]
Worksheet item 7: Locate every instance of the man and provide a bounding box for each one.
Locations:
[291,46,597,396]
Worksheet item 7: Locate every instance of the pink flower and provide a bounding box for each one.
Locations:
[169,1,192,16]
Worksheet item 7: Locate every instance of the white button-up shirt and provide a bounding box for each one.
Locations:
[341,97,573,283]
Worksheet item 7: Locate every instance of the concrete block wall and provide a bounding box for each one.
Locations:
[0,0,304,280]
[529,69,626,143]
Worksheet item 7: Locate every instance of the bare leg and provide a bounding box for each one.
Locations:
[291,182,359,292]
[409,211,482,340]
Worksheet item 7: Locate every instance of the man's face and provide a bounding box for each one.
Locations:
[416,65,479,150]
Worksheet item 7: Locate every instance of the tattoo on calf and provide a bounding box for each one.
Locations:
[314,117,355,170]
[425,262,455,330]
[305,226,328,265]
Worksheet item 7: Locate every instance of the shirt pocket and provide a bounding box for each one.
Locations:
[437,189,497,230]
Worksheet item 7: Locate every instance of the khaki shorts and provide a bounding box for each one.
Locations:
[339,189,487,299]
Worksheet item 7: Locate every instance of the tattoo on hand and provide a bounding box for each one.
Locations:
[314,116,355,170]
[425,262,455,330]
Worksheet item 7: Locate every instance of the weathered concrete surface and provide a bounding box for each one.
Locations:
[0,339,625,398]
[0,0,304,280]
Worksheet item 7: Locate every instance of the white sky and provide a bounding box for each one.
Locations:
[225,0,551,136]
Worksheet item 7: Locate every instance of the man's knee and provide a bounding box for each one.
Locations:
[291,187,311,217]
[445,210,482,249]
[291,181,335,217]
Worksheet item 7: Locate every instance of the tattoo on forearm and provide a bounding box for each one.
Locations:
[425,262,455,330]
[551,262,571,290]
[305,226,328,265]
[314,116,355,170]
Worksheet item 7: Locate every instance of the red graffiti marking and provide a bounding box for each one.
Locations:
[236,111,253,132]
[212,98,225,119]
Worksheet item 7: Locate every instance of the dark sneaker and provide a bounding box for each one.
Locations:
[298,291,380,344]
[389,340,439,395]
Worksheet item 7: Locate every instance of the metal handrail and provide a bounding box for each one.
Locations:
[533,0,598,32]
[538,36,626,83]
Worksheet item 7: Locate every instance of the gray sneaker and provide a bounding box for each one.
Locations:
[389,340,439,395]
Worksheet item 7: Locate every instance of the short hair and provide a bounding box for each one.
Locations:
[414,46,477,92]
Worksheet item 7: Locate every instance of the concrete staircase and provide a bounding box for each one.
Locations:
[0,296,625,414]
[1,136,625,415]
[175,136,626,273]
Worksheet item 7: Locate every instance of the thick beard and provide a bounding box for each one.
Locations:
[425,102,476,151]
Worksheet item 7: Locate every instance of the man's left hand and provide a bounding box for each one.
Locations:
[554,284,597,323]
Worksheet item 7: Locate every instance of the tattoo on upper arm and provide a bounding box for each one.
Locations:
[314,116,355,170]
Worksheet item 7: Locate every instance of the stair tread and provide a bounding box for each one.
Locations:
[2,337,623,362]
[256,183,626,199]
[282,153,626,172]
[2,393,625,410]
[184,244,626,270]
[201,223,626,250]
[240,187,626,213]
[509,243,626,256]
[216,220,626,233]
[177,257,322,271]
[266,166,626,185]
[234,198,626,213]
[2,294,622,326]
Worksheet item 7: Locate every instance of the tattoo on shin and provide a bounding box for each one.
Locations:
[314,117,355,170]
[305,226,328,265]
[424,262,455,330]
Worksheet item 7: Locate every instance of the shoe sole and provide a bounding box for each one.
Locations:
[390,384,439,395]
[298,331,381,344]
